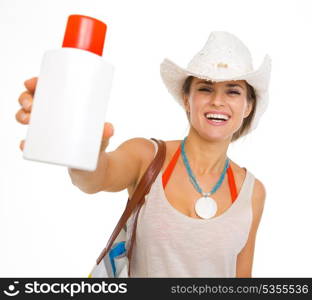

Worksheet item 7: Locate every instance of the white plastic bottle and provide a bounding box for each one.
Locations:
[23,14,114,171]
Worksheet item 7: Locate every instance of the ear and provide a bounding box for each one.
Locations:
[183,94,190,113]
[244,101,253,118]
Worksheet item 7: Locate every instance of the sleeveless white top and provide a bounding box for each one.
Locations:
[126,139,255,277]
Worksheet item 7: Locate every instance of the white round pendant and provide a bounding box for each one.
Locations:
[195,196,217,219]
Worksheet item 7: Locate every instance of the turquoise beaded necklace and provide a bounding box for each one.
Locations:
[181,136,230,219]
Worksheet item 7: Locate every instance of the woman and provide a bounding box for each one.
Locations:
[16,31,271,277]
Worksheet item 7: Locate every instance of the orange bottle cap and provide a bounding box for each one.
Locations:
[62,15,107,56]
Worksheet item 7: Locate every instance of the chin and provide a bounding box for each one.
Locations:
[202,132,232,143]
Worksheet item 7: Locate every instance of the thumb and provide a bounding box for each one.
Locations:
[100,122,114,152]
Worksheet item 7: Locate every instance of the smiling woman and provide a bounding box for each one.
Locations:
[123,31,272,278]
[182,77,257,142]
[17,30,272,278]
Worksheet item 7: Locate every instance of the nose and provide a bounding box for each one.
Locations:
[210,91,226,107]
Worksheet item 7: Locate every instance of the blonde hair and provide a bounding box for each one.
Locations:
[182,76,257,142]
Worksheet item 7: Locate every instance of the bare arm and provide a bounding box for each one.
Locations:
[67,150,110,194]
[16,77,149,195]
[68,137,149,194]
[236,178,266,277]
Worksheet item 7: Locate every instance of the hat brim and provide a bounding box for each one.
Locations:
[160,54,272,133]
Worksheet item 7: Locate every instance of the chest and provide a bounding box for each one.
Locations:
[133,173,252,258]
[162,160,237,220]
[127,140,246,221]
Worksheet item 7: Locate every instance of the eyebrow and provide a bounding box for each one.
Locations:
[196,80,244,89]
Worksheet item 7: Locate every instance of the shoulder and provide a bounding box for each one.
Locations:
[229,160,251,192]
[112,137,158,178]
[253,178,266,203]
[230,160,266,219]
[117,137,153,150]
[120,137,179,168]
[120,137,172,161]
[118,137,160,161]
[252,177,266,218]
[125,137,178,160]
[126,138,176,197]
[248,176,266,233]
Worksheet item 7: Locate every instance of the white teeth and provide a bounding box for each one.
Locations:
[205,113,230,121]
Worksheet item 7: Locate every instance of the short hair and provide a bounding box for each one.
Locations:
[182,76,257,142]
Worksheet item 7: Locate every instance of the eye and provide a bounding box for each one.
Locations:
[198,88,212,92]
[228,90,241,95]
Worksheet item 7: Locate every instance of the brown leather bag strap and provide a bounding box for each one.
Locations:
[96,138,166,265]
[126,200,144,276]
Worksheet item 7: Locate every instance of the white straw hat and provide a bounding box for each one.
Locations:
[160,31,272,134]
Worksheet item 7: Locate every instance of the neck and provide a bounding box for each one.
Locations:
[183,128,231,176]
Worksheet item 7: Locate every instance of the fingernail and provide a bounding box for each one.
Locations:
[22,99,31,110]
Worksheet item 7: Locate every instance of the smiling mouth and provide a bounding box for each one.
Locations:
[204,113,231,123]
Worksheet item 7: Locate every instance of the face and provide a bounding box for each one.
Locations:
[183,78,253,142]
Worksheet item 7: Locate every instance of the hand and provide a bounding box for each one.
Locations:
[15,77,38,151]
[16,77,114,154]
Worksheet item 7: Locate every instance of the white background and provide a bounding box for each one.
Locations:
[0,0,311,277]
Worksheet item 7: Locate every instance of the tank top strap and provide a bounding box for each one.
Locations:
[227,165,238,201]
[149,139,180,188]
[162,145,181,188]
[159,143,239,203]
[240,170,255,200]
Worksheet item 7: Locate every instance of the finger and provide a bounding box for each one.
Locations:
[24,77,38,94]
[20,140,25,151]
[18,91,33,112]
[103,122,114,139]
[100,122,114,152]
[15,108,30,124]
